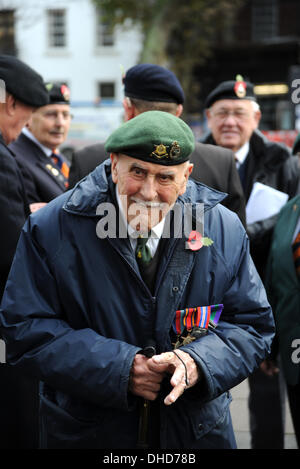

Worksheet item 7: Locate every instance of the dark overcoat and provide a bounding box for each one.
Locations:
[0,161,274,449]
[266,195,300,386]
[9,132,67,204]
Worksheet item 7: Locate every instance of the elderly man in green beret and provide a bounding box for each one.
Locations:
[0,110,274,449]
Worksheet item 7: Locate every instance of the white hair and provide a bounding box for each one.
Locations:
[251,101,260,112]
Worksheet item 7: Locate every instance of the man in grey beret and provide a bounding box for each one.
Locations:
[0,54,49,449]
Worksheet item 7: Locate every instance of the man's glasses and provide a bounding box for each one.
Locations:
[210,109,252,122]
[42,111,73,120]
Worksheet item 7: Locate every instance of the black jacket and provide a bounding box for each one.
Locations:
[69,142,108,189]
[0,133,38,450]
[9,133,67,204]
[0,134,30,299]
[69,141,246,227]
[202,130,300,280]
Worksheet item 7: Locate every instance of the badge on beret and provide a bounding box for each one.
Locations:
[151,141,181,160]
[234,74,247,98]
[61,84,70,102]
[152,143,169,159]
[170,141,181,159]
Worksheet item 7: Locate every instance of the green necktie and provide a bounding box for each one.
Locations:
[135,235,152,267]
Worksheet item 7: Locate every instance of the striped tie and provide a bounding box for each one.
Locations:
[292,231,300,278]
[51,151,69,188]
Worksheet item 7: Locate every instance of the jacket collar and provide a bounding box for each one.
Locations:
[63,159,227,218]
[201,130,291,171]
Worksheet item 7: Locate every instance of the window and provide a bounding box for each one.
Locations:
[0,9,16,55]
[252,0,278,41]
[47,9,66,48]
[96,10,114,47]
[99,82,115,100]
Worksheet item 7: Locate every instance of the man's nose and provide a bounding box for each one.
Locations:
[139,177,157,200]
[222,111,240,125]
[54,113,65,125]
[222,113,237,125]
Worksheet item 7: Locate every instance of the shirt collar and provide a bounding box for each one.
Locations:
[115,185,165,240]
[235,141,249,166]
[22,127,53,158]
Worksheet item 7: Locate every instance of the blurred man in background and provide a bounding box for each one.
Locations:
[69,64,246,227]
[10,83,71,211]
[0,54,49,448]
[202,76,299,449]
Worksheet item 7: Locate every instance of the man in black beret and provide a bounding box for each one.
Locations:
[203,75,299,449]
[0,54,49,449]
[9,82,71,210]
[69,64,246,228]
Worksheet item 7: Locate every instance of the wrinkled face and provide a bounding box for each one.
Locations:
[206,99,261,153]
[1,97,35,145]
[111,153,193,232]
[27,104,71,150]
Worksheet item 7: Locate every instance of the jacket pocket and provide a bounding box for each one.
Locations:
[39,390,140,449]
[39,392,102,448]
[191,391,232,440]
[163,391,233,448]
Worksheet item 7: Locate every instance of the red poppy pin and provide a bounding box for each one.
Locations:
[186,231,213,251]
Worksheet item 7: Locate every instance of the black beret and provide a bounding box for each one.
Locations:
[0,54,49,107]
[45,82,70,104]
[205,77,257,108]
[123,63,185,104]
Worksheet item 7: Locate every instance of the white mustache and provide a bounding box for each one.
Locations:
[130,197,165,208]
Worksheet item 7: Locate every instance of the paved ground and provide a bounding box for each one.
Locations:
[230,378,298,449]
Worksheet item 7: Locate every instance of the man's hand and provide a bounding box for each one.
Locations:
[259,358,279,376]
[128,353,166,401]
[148,349,200,406]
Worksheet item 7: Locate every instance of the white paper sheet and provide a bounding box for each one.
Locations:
[246,182,289,224]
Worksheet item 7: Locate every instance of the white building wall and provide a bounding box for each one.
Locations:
[1,0,143,145]
[11,0,143,105]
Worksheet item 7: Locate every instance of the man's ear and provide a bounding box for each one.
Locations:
[5,93,16,117]
[205,109,212,128]
[179,163,194,196]
[175,104,183,117]
[253,109,262,130]
[123,98,136,121]
[110,153,119,183]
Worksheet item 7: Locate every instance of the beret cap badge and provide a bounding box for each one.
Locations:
[234,74,247,98]
[151,141,181,160]
[61,84,70,101]
[170,141,181,159]
[152,143,169,159]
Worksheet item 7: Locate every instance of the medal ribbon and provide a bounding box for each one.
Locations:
[173,304,223,335]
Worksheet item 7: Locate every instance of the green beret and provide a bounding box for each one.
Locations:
[105,110,195,165]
